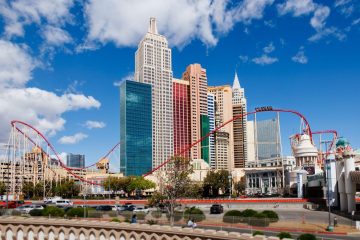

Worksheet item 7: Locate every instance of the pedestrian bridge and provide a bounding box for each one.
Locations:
[0,217,283,240]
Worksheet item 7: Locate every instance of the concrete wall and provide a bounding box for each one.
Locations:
[0,217,291,240]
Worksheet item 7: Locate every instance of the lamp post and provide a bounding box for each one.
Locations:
[322,140,334,232]
[228,174,232,199]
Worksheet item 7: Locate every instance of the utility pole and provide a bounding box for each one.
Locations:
[322,140,333,232]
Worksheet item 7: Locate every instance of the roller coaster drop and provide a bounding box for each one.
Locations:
[2,108,337,193]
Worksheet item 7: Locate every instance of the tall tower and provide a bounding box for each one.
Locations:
[207,93,216,168]
[232,72,247,168]
[135,17,173,169]
[208,85,234,170]
[182,64,209,162]
[120,80,152,176]
[173,78,191,159]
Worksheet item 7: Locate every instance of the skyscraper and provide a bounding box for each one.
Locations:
[182,64,209,163]
[207,93,216,168]
[134,18,173,169]
[66,154,85,168]
[173,78,191,159]
[120,80,152,176]
[232,72,247,168]
[208,85,234,170]
[255,117,281,161]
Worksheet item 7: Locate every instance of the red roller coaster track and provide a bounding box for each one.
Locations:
[11,108,333,185]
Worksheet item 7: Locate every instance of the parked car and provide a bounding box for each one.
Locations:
[43,196,62,204]
[96,205,113,211]
[210,204,224,214]
[133,207,149,214]
[16,204,44,214]
[55,199,73,207]
[123,204,135,212]
[112,205,126,211]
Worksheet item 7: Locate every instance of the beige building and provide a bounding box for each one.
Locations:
[232,72,247,168]
[208,85,234,170]
[182,64,208,160]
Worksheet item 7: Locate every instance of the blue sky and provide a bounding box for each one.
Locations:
[0,0,359,166]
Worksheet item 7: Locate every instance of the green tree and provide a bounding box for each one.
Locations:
[127,176,156,194]
[234,177,246,196]
[152,156,193,226]
[203,170,230,197]
[22,182,35,199]
[103,177,131,195]
[0,182,6,195]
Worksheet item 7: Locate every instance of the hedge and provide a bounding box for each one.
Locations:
[277,232,292,239]
[29,209,43,216]
[241,209,257,218]
[184,207,205,222]
[262,210,279,222]
[223,210,242,223]
[151,210,162,219]
[42,206,65,217]
[297,234,317,240]
[253,231,264,236]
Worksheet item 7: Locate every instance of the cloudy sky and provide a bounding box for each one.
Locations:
[0,0,359,166]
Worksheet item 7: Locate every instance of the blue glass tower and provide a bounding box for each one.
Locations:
[120,80,152,176]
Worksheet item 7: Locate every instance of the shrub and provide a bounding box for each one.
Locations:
[111,218,120,222]
[297,234,317,240]
[29,209,43,216]
[249,213,269,227]
[223,210,242,223]
[166,211,183,222]
[151,210,162,219]
[42,206,64,217]
[66,207,87,218]
[277,232,292,239]
[184,207,205,222]
[146,219,158,225]
[262,210,279,222]
[134,212,146,220]
[241,209,257,217]
[87,210,102,218]
[252,231,264,236]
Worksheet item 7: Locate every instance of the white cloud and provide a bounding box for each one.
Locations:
[310,6,330,30]
[42,25,72,46]
[308,27,346,42]
[84,0,273,48]
[334,0,354,17]
[114,72,135,87]
[277,1,346,42]
[292,47,308,64]
[252,54,278,65]
[58,132,88,144]
[263,42,275,53]
[277,0,316,16]
[0,40,37,88]
[239,55,249,63]
[85,120,106,129]
[0,87,101,140]
[0,0,75,38]
[335,0,352,7]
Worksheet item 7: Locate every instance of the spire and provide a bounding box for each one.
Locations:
[232,71,241,90]
[149,17,158,34]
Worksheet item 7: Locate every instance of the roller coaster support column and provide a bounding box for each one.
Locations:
[344,152,356,213]
[335,138,356,213]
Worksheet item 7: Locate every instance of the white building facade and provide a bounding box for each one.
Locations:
[135,18,173,169]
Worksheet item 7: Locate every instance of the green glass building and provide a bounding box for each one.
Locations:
[120,80,152,176]
[201,114,210,164]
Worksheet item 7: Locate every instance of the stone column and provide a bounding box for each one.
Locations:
[336,160,347,211]
[344,154,356,213]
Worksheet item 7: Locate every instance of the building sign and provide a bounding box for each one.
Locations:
[297,172,303,198]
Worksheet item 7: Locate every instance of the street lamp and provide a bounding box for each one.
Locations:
[322,140,334,232]
[228,174,232,199]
